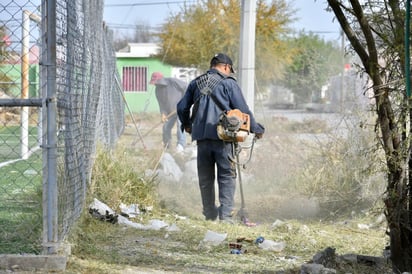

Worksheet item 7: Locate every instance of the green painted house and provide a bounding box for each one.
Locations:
[116,43,198,114]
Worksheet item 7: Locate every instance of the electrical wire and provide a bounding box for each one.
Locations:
[105,1,187,7]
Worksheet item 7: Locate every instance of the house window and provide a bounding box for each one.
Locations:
[122,66,147,92]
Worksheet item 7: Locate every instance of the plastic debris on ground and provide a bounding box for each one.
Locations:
[149,219,169,230]
[357,223,370,230]
[119,203,140,218]
[118,216,180,231]
[255,236,286,252]
[89,198,116,216]
[229,242,248,254]
[230,249,242,254]
[271,219,286,228]
[117,215,146,229]
[89,198,180,232]
[202,230,227,246]
[89,198,118,224]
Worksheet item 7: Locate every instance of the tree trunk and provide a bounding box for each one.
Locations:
[377,87,410,274]
[327,0,412,272]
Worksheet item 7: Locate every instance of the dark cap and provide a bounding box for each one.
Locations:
[210,53,235,73]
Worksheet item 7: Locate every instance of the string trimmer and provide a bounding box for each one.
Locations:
[231,134,257,226]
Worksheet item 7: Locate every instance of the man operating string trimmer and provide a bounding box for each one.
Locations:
[177,53,264,224]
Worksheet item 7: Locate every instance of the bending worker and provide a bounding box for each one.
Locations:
[150,72,187,152]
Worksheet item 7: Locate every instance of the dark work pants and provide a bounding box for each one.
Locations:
[197,139,236,220]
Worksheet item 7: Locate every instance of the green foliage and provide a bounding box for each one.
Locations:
[0,24,14,96]
[155,1,344,101]
[89,146,159,213]
[255,0,296,83]
[296,115,386,217]
[0,25,8,61]
[157,0,241,69]
[157,0,294,85]
[281,32,344,104]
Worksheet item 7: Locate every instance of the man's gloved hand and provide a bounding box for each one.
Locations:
[255,133,263,139]
[255,123,265,139]
[180,124,191,134]
[161,113,168,122]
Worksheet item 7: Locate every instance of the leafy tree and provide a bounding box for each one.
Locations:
[156,0,294,87]
[0,25,13,95]
[0,25,8,61]
[327,0,412,272]
[281,32,343,104]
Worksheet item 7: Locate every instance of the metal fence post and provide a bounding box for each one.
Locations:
[42,0,58,255]
[0,0,124,258]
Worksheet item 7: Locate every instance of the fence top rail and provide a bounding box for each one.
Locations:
[0,98,42,107]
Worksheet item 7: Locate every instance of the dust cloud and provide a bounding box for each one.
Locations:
[154,107,380,224]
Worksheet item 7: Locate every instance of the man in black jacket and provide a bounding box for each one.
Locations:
[177,53,264,222]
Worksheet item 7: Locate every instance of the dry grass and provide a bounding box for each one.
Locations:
[64,110,391,273]
[65,214,389,273]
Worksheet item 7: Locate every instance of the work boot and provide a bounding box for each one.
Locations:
[204,207,218,221]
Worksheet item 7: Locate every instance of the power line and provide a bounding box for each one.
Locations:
[107,23,162,31]
[104,1,194,29]
[105,1,188,7]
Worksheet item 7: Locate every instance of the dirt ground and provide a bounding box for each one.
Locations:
[62,108,393,273]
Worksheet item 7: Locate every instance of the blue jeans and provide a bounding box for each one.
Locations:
[163,114,186,147]
[197,140,236,220]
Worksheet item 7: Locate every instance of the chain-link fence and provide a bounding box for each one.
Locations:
[0,0,124,255]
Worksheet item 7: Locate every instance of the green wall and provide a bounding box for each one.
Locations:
[2,56,174,115]
[0,64,38,97]
[116,57,173,114]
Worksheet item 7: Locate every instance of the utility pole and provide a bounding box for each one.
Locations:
[238,0,256,112]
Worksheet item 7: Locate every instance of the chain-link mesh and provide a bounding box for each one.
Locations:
[0,0,43,254]
[0,0,124,254]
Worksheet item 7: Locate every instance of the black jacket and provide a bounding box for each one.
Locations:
[177,69,264,141]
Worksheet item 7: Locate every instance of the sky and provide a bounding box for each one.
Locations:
[103,0,342,41]
[291,0,341,41]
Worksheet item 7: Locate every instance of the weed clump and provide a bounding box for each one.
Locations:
[89,146,160,214]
